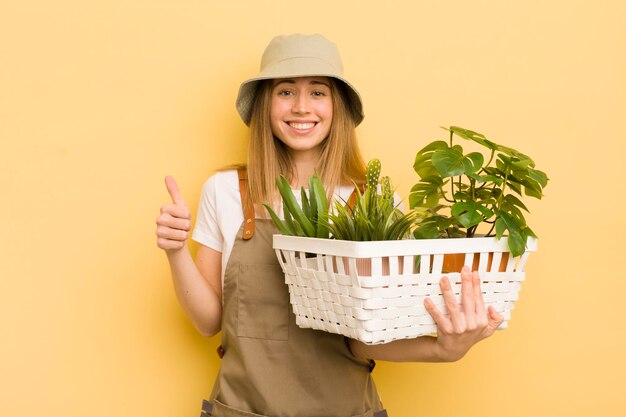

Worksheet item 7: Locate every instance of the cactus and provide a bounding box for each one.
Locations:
[366,159,381,189]
[325,159,420,241]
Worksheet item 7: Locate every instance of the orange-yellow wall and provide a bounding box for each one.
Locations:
[2,1,625,416]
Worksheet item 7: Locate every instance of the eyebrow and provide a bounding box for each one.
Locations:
[273,79,331,88]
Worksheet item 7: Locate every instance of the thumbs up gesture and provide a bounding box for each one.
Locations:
[156,176,192,251]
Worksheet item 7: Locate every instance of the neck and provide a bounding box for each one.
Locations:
[290,150,321,188]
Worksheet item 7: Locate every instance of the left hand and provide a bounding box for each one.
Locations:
[424,266,505,361]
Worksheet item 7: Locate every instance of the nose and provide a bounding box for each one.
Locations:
[292,93,310,114]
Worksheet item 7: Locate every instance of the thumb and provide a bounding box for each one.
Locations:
[165,176,185,205]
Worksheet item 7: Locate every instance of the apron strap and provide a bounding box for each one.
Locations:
[345,183,365,210]
[237,168,255,240]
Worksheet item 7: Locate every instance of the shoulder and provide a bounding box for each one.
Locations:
[197,169,242,215]
[202,169,240,193]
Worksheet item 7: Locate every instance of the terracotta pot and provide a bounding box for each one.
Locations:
[442,252,510,273]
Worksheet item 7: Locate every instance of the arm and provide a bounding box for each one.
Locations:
[156,176,222,337]
[349,267,504,362]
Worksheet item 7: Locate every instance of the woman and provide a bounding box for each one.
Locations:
[156,33,503,417]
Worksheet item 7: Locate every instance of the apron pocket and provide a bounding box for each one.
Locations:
[237,263,289,341]
[203,399,268,417]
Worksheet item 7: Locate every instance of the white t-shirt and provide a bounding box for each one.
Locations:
[192,169,358,285]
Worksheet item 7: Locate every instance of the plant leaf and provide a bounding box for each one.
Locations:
[451,202,486,228]
[276,176,315,237]
[263,204,292,236]
[432,147,465,177]
[449,126,498,150]
[463,152,484,174]
[310,175,329,238]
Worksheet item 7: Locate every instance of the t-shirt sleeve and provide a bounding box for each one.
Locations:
[192,175,223,252]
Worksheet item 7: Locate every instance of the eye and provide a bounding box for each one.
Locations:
[277,89,294,97]
[311,89,329,97]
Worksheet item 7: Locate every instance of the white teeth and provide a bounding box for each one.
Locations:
[289,122,315,129]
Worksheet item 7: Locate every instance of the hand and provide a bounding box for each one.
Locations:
[424,266,505,362]
[156,176,192,252]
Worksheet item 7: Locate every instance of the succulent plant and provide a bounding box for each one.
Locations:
[324,159,420,241]
[264,173,330,238]
[265,160,421,242]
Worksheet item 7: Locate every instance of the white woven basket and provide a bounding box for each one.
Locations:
[273,235,537,345]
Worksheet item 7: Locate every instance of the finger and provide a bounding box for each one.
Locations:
[440,276,465,332]
[156,236,186,251]
[486,305,505,333]
[424,298,453,334]
[156,224,189,241]
[156,212,192,231]
[165,176,185,205]
[460,266,476,316]
[472,270,486,316]
[160,203,191,221]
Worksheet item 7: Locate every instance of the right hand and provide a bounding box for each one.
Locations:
[156,176,192,252]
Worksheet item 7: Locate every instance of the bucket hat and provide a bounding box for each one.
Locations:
[236,33,364,126]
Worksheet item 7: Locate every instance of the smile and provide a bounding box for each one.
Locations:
[288,122,316,130]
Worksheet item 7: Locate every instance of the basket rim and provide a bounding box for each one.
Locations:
[273,235,537,257]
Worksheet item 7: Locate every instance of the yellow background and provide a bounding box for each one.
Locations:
[2,1,625,416]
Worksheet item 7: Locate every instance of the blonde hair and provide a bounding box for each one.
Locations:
[246,78,366,214]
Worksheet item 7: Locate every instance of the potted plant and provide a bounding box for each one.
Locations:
[265,159,417,242]
[265,130,548,345]
[410,126,548,271]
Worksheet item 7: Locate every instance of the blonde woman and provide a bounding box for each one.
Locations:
[156,33,503,417]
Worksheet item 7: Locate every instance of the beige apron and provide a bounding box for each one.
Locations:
[200,170,387,417]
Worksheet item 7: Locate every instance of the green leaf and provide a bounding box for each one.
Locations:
[517,177,544,199]
[469,173,504,185]
[310,175,329,238]
[451,202,487,228]
[512,158,533,170]
[463,152,484,174]
[432,147,465,177]
[283,203,300,236]
[417,140,448,154]
[528,168,549,188]
[414,141,448,178]
[449,126,498,150]
[301,187,310,220]
[263,204,292,236]
[495,218,506,239]
[413,215,454,239]
[496,211,528,256]
[276,176,315,237]
[409,176,443,208]
[503,194,529,212]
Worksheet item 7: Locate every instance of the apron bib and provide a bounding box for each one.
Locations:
[201,171,387,417]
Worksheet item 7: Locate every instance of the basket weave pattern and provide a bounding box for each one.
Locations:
[273,235,536,345]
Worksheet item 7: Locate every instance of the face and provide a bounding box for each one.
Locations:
[270,76,333,159]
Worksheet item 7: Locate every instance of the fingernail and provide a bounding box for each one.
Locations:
[462,266,469,273]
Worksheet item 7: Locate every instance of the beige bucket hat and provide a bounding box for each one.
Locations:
[236,33,364,126]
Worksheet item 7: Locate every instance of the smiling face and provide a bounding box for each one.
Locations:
[270,76,333,160]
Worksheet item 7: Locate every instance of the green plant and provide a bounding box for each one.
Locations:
[325,159,420,241]
[264,173,330,238]
[410,126,549,257]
